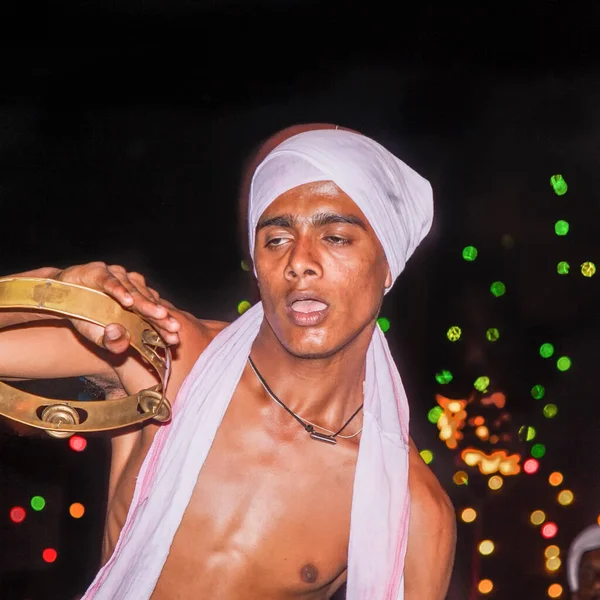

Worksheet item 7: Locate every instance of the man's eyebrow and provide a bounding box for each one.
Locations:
[256,212,368,232]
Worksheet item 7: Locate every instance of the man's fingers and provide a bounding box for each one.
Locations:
[106,266,164,317]
[102,324,131,354]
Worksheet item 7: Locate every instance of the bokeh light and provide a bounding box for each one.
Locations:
[557,356,571,371]
[377,317,391,333]
[557,261,570,275]
[546,557,561,571]
[539,343,555,358]
[240,259,251,272]
[554,220,569,236]
[490,281,506,297]
[446,326,461,341]
[461,508,477,523]
[488,476,503,490]
[478,540,495,556]
[531,443,546,458]
[519,425,537,442]
[435,370,453,384]
[530,510,546,526]
[581,261,596,277]
[9,506,26,524]
[543,404,558,418]
[549,472,564,487]
[478,579,493,594]
[557,490,574,506]
[237,300,252,315]
[542,522,558,539]
[545,545,560,559]
[30,496,45,511]
[419,449,434,464]
[462,245,478,261]
[485,327,500,341]
[474,376,490,392]
[42,548,57,563]
[550,174,568,195]
[548,583,563,598]
[69,435,87,452]
[524,458,540,474]
[531,385,546,400]
[69,503,85,519]
[427,406,444,424]
[453,471,468,486]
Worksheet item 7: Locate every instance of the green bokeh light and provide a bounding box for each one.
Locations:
[427,406,444,424]
[531,443,546,458]
[554,220,570,236]
[30,496,45,511]
[519,425,537,442]
[531,384,546,400]
[435,370,453,385]
[377,317,391,333]
[557,261,570,275]
[446,326,461,342]
[420,449,434,464]
[474,376,490,392]
[240,260,251,272]
[540,343,555,358]
[237,300,252,315]
[581,262,597,277]
[550,174,568,196]
[543,404,558,418]
[557,356,572,371]
[462,246,478,261]
[490,281,506,297]
[486,328,500,342]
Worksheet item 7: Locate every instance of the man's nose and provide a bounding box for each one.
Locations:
[284,239,322,280]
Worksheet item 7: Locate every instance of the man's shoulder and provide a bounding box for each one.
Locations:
[176,309,230,352]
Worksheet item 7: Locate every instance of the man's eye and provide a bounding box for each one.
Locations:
[266,237,287,247]
[325,236,350,245]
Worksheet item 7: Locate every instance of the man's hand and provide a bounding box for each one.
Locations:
[53,262,181,353]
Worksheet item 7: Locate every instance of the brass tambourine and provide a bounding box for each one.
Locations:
[0,277,172,438]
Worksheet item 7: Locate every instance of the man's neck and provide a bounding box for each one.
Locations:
[248,320,374,432]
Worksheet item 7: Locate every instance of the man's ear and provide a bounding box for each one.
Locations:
[384,268,392,289]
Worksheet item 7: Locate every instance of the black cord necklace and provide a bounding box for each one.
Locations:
[248,356,363,445]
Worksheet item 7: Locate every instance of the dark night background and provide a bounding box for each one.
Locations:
[1,1,600,598]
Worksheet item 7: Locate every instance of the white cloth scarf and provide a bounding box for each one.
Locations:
[83,129,434,599]
[567,524,600,591]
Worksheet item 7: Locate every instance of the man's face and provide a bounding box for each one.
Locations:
[253,180,391,359]
[576,549,600,600]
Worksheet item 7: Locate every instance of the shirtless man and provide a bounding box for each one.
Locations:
[0,125,455,599]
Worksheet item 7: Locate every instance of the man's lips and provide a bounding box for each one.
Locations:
[291,299,328,313]
[285,292,330,326]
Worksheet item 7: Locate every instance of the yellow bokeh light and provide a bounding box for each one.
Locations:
[488,475,503,490]
[548,583,563,598]
[558,489,574,506]
[478,579,493,594]
[453,471,468,485]
[448,401,463,413]
[546,557,561,571]
[549,472,564,487]
[479,540,495,556]
[475,425,490,440]
[545,545,560,559]
[237,300,252,315]
[531,510,546,526]
[461,508,477,523]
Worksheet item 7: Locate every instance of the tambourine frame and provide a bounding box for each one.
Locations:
[0,277,172,438]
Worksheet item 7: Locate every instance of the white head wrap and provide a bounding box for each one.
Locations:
[567,524,600,591]
[248,129,434,289]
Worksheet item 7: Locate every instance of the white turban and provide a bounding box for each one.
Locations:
[248,129,434,290]
[567,524,600,591]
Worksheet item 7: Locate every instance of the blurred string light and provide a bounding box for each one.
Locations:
[549,472,563,487]
[531,385,546,399]
[446,326,461,341]
[69,435,87,452]
[557,261,570,275]
[69,503,85,519]
[42,548,57,563]
[519,425,537,441]
[377,317,391,333]
[554,220,569,236]
[556,356,571,371]
[539,343,555,358]
[462,246,478,261]
[237,300,252,315]
[550,174,568,195]
[30,496,45,511]
[474,376,490,392]
[427,406,443,424]
[546,556,561,572]
[478,579,493,594]
[478,540,495,556]
[545,545,560,559]
[419,449,434,464]
[9,506,26,523]
[240,260,251,272]
[581,261,596,277]
[435,369,453,384]
[486,327,500,341]
[490,281,506,297]
[548,583,563,598]
[524,458,539,474]
[557,490,574,506]
[453,471,468,486]
[488,475,503,490]
[531,510,546,526]
[543,404,558,418]
[542,522,558,539]
[531,444,546,458]
[461,508,477,523]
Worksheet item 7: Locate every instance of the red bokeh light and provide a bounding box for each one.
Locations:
[542,522,558,539]
[42,548,58,563]
[69,435,87,452]
[10,506,26,523]
[524,458,539,474]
